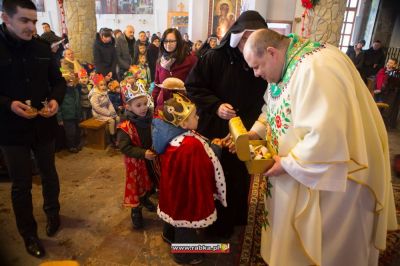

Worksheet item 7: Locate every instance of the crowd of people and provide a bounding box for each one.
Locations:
[0,0,399,265]
[346,40,400,129]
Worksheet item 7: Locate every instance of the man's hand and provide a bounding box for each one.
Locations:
[58,121,64,126]
[10,101,38,119]
[217,103,236,120]
[265,155,286,176]
[39,99,58,118]
[145,149,157,160]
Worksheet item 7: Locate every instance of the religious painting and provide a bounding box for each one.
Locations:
[95,0,118,14]
[208,0,242,40]
[118,0,153,14]
[33,0,45,12]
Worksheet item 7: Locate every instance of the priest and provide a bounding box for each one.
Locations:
[242,29,398,266]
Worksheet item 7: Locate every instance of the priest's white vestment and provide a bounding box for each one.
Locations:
[250,40,398,266]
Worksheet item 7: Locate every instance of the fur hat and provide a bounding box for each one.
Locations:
[159,93,195,127]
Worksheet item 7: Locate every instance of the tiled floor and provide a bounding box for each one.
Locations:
[0,127,399,266]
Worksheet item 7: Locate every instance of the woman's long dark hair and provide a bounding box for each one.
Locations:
[159,28,189,65]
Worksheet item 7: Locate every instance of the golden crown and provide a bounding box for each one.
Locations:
[159,93,195,127]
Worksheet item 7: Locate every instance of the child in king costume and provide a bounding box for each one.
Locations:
[152,92,226,265]
[117,82,158,229]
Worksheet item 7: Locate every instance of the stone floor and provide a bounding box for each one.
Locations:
[0,147,243,266]
[0,127,399,266]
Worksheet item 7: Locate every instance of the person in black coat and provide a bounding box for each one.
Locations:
[0,0,66,259]
[346,40,365,79]
[147,34,160,82]
[40,22,64,67]
[363,40,385,78]
[185,10,268,238]
[93,28,117,79]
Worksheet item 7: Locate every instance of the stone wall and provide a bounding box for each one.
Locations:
[308,0,346,46]
[64,0,97,63]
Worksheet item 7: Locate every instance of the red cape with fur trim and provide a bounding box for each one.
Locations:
[158,135,221,227]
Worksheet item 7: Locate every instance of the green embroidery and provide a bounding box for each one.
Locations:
[266,34,322,151]
[260,177,273,229]
[269,34,321,100]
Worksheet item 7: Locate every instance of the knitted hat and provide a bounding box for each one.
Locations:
[159,93,195,127]
[151,34,160,43]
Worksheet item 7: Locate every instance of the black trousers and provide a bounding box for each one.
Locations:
[0,140,60,238]
[63,119,81,149]
[206,149,250,237]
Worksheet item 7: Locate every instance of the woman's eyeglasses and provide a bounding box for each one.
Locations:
[164,40,177,44]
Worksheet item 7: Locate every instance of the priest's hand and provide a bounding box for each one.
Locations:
[265,155,286,176]
[248,130,261,140]
[217,103,236,120]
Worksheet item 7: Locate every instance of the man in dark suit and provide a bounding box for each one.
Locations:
[0,0,66,259]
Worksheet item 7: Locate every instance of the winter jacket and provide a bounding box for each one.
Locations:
[93,33,117,78]
[77,84,91,108]
[88,88,117,121]
[152,54,197,110]
[0,24,66,145]
[57,86,81,121]
[115,34,135,71]
[152,118,186,154]
[108,91,121,112]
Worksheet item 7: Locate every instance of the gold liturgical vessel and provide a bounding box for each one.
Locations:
[229,117,275,174]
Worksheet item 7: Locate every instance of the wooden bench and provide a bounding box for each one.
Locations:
[79,118,107,150]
